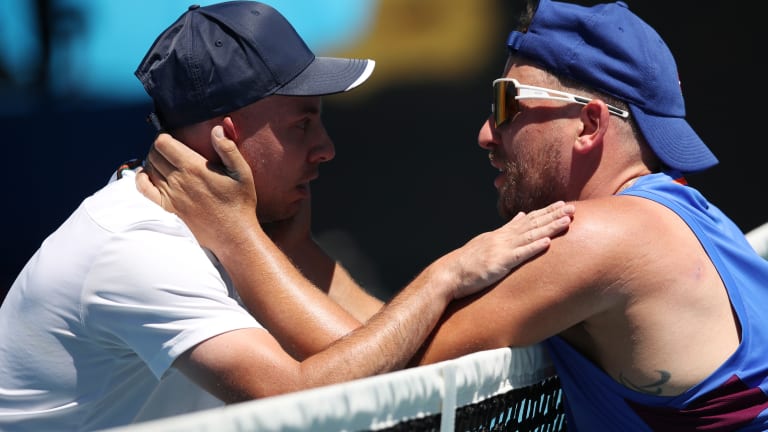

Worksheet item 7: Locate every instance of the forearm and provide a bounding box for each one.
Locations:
[182,248,459,402]
[217,225,455,386]
[283,236,383,322]
[297,259,454,385]
[217,227,361,359]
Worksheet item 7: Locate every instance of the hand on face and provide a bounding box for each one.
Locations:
[137,124,260,255]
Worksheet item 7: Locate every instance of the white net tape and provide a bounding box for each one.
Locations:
[746,222,768,260]
[100,344,563,432]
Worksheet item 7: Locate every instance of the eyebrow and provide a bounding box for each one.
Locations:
[293,99,322,117]
[310,99,323,115]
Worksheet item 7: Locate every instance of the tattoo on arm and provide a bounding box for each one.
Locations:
[619,370,671,395]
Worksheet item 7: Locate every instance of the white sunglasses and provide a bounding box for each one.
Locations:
[492,78,630,127]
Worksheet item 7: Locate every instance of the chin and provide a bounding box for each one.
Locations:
[265,204,302,222]
[256,209,282,224]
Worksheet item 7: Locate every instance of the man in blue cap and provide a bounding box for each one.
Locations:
[145,0,768,429]
[424,0,768,429]
[0,2,575,430]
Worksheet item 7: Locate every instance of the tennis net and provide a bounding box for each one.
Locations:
[102,344,565,432]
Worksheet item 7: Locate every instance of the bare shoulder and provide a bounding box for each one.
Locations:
[418,194,734,392]
[567,195,705,284]
[414,195,709,363]
[559,197,736,394]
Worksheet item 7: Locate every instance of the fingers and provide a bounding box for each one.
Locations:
[508,236,552,267]
[526,201,575,223]
[210,125,252,183]
[507,201,574,238]
[153,132,204,166]
[448,201,575,299]
[523,201,575,239]
[146,133,201,181]
[135,169,163,207]
[493,201,575,269]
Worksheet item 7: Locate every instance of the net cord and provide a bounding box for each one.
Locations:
[98,344,562,432]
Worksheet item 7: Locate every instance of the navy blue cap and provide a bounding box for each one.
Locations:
[135,1,375,130]
[507,0,717,173]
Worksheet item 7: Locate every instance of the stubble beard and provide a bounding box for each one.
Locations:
[497,150,564,221]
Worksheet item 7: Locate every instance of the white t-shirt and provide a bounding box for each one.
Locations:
[0,171,262,431]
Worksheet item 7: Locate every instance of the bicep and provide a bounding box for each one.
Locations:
[174,328,303,403]
[411,209,623,365]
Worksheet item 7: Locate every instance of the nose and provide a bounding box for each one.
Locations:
[477,116,496,150]
[309,124,335,163]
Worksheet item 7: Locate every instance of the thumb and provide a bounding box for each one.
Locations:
[211,125,251,183]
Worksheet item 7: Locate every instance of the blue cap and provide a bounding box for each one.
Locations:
[506,0,717,173]
[135,1,375,130]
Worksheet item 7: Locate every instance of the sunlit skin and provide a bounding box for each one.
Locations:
[134,78,578,403]
[144,56,738,399]
[172,95,334,223]
[137,123,576,401]
[231,96,334,223]
[479,62,580,220]
[409,56,740,400]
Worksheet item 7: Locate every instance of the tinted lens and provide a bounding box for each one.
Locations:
[493,80,516,127]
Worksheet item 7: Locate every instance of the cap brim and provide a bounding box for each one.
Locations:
[629,105,718,173]
[275,57,375,96]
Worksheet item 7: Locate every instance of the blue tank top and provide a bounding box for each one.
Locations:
[544,171,768,431]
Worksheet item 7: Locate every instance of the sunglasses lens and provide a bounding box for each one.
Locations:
[493,80,515,127]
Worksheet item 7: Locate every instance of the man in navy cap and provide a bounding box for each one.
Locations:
[146,0,768,429]
[0,2,575,430]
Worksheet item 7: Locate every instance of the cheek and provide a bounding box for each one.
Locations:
[239,143,281,175]
[237,146,272,188]
[501,125,532,161]
[237,141,262,164]
[512,120,566,158]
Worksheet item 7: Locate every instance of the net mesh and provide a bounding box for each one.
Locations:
[102,345,566,432]
[367,375,565,432]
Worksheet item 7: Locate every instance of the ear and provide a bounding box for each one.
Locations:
[221,116,239,143]
[574,99,610,154]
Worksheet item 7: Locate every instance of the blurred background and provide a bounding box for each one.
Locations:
[1,0,763,302]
